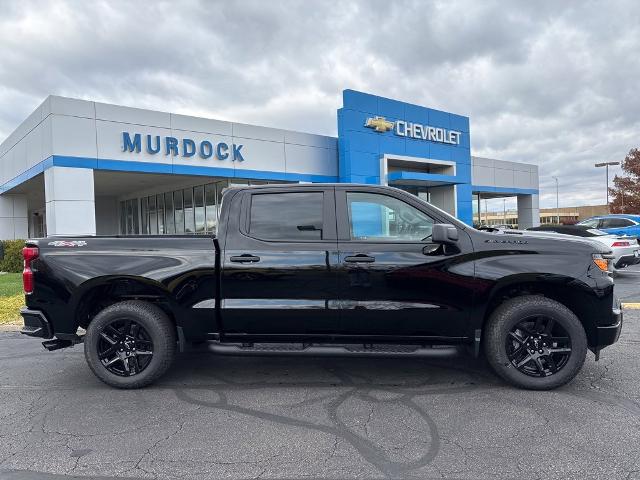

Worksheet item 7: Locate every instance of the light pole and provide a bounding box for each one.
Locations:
[552,176,559,224]
[503,199,506,225]
[595,162,620,212]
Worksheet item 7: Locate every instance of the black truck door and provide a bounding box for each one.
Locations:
[335,187,475,339]
[220,186,340,337]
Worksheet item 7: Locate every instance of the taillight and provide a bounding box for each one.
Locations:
[611,241,630,247]
[22,246,39,295]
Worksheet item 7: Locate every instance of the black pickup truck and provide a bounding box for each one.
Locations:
[20,184,622,390]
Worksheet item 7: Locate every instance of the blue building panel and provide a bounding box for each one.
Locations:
[427,109,451,129]
[378,135,406,157]
[404,139,430,158]
[377,96,405,119]
[349,152,381,177]
[458,132,470,149]
[339,89,479,225]
[450,114,470,133]
[451,147,471,165]
[347,131,379,154]
[343,90,377,114]
[429,143,454,161]
[404,103,430,125]
[341,108,375,133]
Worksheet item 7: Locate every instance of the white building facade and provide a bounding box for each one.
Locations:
[0,91,539,239]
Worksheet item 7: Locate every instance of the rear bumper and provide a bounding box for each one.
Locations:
[614,251,640,269]
[595,302,623,349]
[20,308,52,339]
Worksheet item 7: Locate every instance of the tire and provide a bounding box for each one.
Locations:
[84,301,176,389]
[484,296,588,390]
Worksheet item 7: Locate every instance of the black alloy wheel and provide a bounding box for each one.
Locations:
[484,296,588,390]
[97,319,154,376]
[506,315,571,377]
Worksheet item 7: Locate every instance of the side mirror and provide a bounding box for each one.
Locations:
[432,223,459,244]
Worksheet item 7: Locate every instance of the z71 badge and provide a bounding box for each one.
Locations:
[48,240,87,247]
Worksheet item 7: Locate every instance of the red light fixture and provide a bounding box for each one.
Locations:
[22,246,38,294]
[611,241,630,247]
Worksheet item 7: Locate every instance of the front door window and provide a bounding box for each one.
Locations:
[347,192,434,242]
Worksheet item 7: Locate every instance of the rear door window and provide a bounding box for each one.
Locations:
[249,192,324,241]
[601,218,635,228]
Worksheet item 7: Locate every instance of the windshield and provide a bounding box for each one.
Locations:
[578,218,599,228]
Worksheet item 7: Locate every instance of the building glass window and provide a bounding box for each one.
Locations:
[174,190,184,234]
[184,188,195,233]
[118,199,140,235]
[119,179,285,236]
[148,195,158,234]
[141,197,149,234]
[119,202,126,234]
[194,185,205,234]
[157,194,165,234]
[164,192,175,234]
[131,199,139,234]
[205,183,217,233]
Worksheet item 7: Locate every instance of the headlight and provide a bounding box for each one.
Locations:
[592,253,610,272]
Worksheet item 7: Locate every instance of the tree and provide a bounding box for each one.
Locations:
[609,148,640,214]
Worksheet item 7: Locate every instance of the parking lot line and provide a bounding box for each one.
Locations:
[622,303,640,309]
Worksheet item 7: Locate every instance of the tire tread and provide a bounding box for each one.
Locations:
[484,295,587,390]
[84,300,176,389]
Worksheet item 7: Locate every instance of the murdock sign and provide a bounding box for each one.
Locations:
[122,132,245,161]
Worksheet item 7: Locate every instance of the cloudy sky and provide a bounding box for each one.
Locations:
[0,0,638,210]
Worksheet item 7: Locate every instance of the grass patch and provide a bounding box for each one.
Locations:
[0,273,23,297]
[0,274,24,324]
[0,293,24,324]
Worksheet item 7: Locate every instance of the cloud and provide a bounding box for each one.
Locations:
[0,0,637,209]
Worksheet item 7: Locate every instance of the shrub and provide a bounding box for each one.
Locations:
[0,239,25,273]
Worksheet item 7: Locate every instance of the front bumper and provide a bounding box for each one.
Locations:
[20,308,53,339]
[595,301,623,349]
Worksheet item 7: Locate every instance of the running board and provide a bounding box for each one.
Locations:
[205,342,460,358]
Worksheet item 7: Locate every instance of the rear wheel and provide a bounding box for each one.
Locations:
[484,296,587,390]
[84,301,176,389]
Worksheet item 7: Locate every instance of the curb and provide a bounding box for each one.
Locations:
[0,323,21,332]
[622,303,640,310]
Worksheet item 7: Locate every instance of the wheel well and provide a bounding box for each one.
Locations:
[481,282,597,345]
[75,279,177,332]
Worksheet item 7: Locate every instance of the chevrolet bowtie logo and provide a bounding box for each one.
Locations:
[364,116,395,133]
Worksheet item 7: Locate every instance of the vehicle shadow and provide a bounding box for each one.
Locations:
[161,349,500,391]
[154,350,501,478]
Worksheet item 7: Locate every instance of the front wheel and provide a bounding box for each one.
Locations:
[484,296,587,390]
[84,301,176,389]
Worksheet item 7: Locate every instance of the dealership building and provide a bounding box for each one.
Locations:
[0,90,539,239]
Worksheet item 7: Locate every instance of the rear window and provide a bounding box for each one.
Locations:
[249,192,324,241]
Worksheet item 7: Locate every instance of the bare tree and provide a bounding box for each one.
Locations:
[609,148,640,213]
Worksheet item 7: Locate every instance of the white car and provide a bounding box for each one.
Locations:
[589,231,640,273]
[526,225,640,273]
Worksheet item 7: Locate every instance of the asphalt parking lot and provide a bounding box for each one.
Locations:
[614,264,640,304]
[0,305,638,480]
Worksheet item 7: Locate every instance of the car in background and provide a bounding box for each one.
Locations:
[577,214,640,237]
[528,224,640,273]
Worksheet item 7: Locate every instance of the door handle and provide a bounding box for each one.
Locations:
[230,254,261,263]
[344,254,375,263]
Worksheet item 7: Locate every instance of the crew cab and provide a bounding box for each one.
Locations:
[20,184,623,390]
